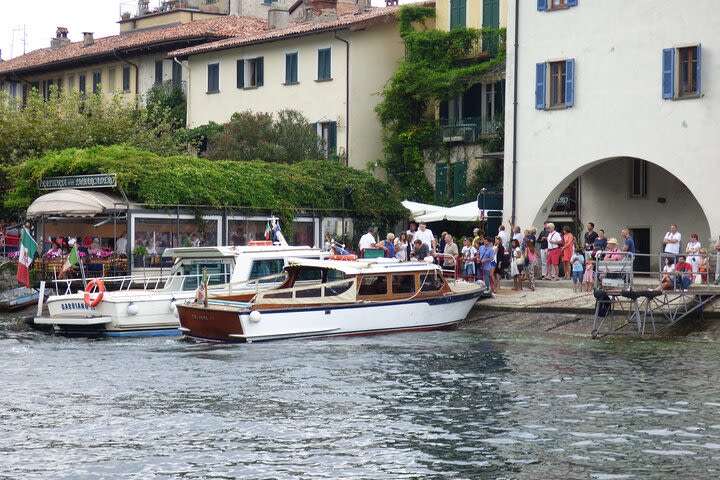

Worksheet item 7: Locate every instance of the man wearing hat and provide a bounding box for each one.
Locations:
[604,237,623,261]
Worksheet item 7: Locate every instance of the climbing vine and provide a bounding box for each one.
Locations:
[376,5,506,201]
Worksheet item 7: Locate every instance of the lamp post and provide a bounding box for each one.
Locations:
[478,188,487,233]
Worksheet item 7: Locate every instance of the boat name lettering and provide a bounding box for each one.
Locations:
[191,315,210,321]
[61,302,96,311]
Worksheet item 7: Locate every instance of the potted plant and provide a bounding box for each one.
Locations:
[132,245,148,268]
[121,11,131,20]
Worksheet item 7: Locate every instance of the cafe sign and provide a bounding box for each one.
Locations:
[39,174,117,190]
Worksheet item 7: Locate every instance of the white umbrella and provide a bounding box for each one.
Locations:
[401,200,445,219]
[415,201,486,223]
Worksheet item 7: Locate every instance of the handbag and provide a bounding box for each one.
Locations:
[515,254,525,266]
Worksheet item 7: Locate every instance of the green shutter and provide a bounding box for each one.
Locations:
[318,49,331,80]
[482,0,500,54]
[328,122,338,160]
[450,0,466,29]
[452,162,467,201]
[256,57,264,87]
[285,53,298,84]
[237,59,244,89]
[435,163,448,199]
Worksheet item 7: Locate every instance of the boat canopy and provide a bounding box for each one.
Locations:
[26,189,127,218]
[285,257,441,275]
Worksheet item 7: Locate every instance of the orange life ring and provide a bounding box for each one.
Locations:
[329,254,358,261]
[248,240,273,246]
[84,279,106,308]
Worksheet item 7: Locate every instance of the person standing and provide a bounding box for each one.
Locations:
[595,229,608,253]
[570,246,585,293]
[561,226,575,280]
[663,224,682,257]
[497,225,509,251]
[394,233,408,262]
[546,223,563,281]
[358,227,377,253]
[584,223,599,257]
[525,239,538,291]
[115,232,128,257]
[685,233,702,273]
[472,228,483,250]
[413,222,434,251]
[442,234,458,273]
[621,229,636,254]
[537,223,549,279]
[461,238,477,278]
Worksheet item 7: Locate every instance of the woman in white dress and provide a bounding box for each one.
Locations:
[394,233,408,262]
[685,233,702,273]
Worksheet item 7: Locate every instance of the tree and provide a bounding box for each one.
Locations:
[145,81,187,128]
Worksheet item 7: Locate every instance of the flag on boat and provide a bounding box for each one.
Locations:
[61,244,80,275]
[16,228,38,287]
[264,222,272,241]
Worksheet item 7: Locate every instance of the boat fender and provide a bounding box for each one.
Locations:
[249,311,262,323]
[169,299,177,313]
[329,254,358,261]
[83,279,106,308]
[127,302,139,316]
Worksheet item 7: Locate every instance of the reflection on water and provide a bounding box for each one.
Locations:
[1,311,720,479]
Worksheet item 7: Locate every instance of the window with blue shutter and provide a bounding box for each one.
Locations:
[285,53,298,84]
[236,60,244,89]
[535,63,546,109]
[318,48,331,80]
[540,0,578,11]
[537,0,548,11]
[661,48,674,99]
[696,44,702,95]
[565,58,575,107]
[567,0,578,6]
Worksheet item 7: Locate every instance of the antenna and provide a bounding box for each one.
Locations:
[10,25,27,58]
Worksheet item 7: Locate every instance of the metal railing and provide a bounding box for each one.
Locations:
[439,117,502,143]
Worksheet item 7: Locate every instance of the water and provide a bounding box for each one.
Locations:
[2,310,720,479]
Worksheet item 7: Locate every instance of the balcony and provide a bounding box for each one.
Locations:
[439,117,502,143]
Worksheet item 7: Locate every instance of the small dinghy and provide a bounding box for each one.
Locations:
[0,287,45,312]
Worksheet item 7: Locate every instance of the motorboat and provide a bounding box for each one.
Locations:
[177,257,487,343]
[30,244,326,336]
[0,286,47,312]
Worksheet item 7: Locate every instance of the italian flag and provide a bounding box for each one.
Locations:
[16,228,38,287]
[61,244,80,275]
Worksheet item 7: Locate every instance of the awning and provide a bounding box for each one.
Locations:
[401,200,445,219]
[26,189,127,218]
[415,201,487,223]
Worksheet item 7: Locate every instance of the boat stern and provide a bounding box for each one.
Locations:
[176,303,246,342]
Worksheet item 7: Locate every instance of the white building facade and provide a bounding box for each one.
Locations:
[504,0,720,265]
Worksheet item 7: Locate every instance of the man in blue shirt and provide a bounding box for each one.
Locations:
[479,237,495,285]
[621,229,636,254]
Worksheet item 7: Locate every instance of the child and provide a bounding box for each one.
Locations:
[570,246,585,293]
[461,238,477,279]
[583,258,595,292]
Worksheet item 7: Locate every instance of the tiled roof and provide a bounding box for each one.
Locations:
[0,16,268,76]
[169,3,433,59]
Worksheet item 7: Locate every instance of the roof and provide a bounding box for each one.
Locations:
[26,189,127,218]
[169,3,432,58]
[285,257,442,275]
[0,16,267,76]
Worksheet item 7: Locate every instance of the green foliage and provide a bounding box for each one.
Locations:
[181,122,224,156]
[467,159,503,194]
[145,81,187,128]
[5,145,407,226]
[206,110,324,163]
[376,4,506,201]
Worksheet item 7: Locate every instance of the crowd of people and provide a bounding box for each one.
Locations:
[356,220,720,295]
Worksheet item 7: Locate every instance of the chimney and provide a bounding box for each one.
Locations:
[304,0,337,22]
[229,0,242,16]
[268,1,290,30]
[82,32,94,48]
[51,27,71,49]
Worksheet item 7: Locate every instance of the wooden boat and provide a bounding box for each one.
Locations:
[177,257,487,343]
[0,287,46,312]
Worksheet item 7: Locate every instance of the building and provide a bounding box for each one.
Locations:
[170,0,409,170]
[430,0,507,204]
[504,0,720,269]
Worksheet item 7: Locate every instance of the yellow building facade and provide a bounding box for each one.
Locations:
[435,0,507,31]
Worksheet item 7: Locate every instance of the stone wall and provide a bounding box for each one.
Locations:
[0,261,18,292]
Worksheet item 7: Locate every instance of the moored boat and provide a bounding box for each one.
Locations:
[0,287,47,312]
[177,257,488,343]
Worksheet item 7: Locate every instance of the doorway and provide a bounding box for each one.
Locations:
[630,228,650,274]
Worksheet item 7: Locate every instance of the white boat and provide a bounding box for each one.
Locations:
[176,257,488,343]
[30,245,326,336]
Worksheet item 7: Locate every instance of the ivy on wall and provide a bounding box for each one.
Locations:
[376,5,506,201]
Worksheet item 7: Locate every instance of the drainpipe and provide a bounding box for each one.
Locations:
[334,30,350,166]
[112,49,140,103]
[511,0,520,224]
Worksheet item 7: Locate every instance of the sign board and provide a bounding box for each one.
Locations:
[39,174,117,190]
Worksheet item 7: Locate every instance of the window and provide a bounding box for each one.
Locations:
[535,59,574,110]
[358,275,388,296]
[262,0,278,4]
[237,57,264,89]
[79,74,86,95]
[68,75,75,91]
[172,60,182,85]
[8,81,17,99]
[391,275,416,294]
[285,52,298,84]
[249,259,284,279]
[420,272,446,292]
[631,159,648,198]
[318,121,337,160]
[663,45,701,99]
[108,68,116,92]
[154,59,163,85]
[317,48,332,80]
[207,63,220,93]
[122,66,131,92]
[92,71,101,94]
[537,0,578,11]
[450,0,467,29]
[182,262,231,291]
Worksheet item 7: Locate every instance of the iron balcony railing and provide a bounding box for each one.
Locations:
[439,117,503,143]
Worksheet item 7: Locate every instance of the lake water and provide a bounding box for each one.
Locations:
[2,310,720,479]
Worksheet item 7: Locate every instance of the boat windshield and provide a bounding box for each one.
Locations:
[165,260,232,291]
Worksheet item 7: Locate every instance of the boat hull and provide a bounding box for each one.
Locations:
[177,291,482,343]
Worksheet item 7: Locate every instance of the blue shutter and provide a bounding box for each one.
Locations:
[696,43,702,95]
[662,48,674,99]
[565,58,575,107]
[535,63,546,109]
[256,57,264,87]
[537,0,548,11]
[237,59,244,89]
[567,0,578,6]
